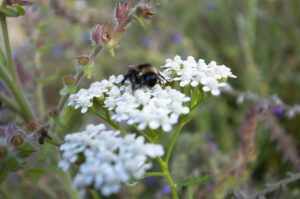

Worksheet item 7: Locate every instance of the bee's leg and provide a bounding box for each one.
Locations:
[131,83,136,92]
[121,73,129,85]
[158,72,167,82]
[157,73,164,85]
[130,73,138,92]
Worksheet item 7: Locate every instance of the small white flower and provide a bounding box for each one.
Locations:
[69,75,190,132]
[161,55,236,96]
[59,124,164,197]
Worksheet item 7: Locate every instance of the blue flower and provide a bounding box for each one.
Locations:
[172,34,182,44]
[141,37,151,47]
[161,183,171,195]
[205,1,216,11]
[144,176,156,186]
[52,45,63,56]
[273,107,283,116]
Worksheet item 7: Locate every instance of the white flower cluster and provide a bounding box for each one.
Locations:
[105,85,190,132]
[161,55,236,96]
[59,124,164,196]
[68,75,190,132]
[68,75,124,113]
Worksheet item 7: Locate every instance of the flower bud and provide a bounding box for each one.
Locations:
[27,122,39,131]
[10,133,24,147]
[115,1,130,25]
[5,123,25,147]
[90,24,102,46]
[63,75,75,86]
[135,4,154,19]
[48,107,59,117]
[76,55,90,66]
[100,22,124,48]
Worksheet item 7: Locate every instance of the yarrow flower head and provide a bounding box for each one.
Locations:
[161,55,236,96]
[68,76,190,132]
[68,75,124,113]
[59,124,164,196]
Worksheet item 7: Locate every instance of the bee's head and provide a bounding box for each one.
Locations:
[144,73,157,87]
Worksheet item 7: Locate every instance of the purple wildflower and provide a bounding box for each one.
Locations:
[161,183,171,195]
[52,45,63,56]
[205,1,216,11]
[273,107,283,116]
[144,176,156,186]
[141,37,150,47]
[172,34,182,44]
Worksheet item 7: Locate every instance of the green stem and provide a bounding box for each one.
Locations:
[35,51,46,119]
[61,170,82,199]
[0,92,23,117]
[56,46,103,113]
[0,13,16,81]
[90,190,102,199]
[143,172,165,177]
[156,157,179,199]
[0,63,34,121]
[133,125,153,142]
[165,114,189,165]
[91,107,127,135]
[0,13,35,122]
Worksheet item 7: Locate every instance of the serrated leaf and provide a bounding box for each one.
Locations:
[177,175,210,187]
[17,141,37,158]
[0,7,20,17]
[12,4,25,15]
[21,168,47,184]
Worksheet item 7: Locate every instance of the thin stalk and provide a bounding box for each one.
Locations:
[90,190,102,199]
[165,114,189,165]
[0,63,34,121]
[133,125,153,142]
[0,13,17,81]
[156,157,179,199]
[91,107,127,135]
[61,170,82,199]
[0,93,23,117]
[0,14,35,122]
[35,51,46,119]
[56,46,103,113]
[143,172,165,178]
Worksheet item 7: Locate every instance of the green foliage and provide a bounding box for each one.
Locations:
[0,4,26,17]
[177,175,210,187]
[0,0,299,198]
[11,4,25,16]
[21,168,47,184]
[17,141,37,158]
[0,48,7,68]
[0,7,20,17]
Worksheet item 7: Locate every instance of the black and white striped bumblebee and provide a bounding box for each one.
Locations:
[121,64,166,91]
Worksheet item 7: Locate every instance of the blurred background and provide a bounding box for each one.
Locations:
[1,0,300,198]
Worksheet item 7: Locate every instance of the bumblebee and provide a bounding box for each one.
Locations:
[121,64,166,91]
